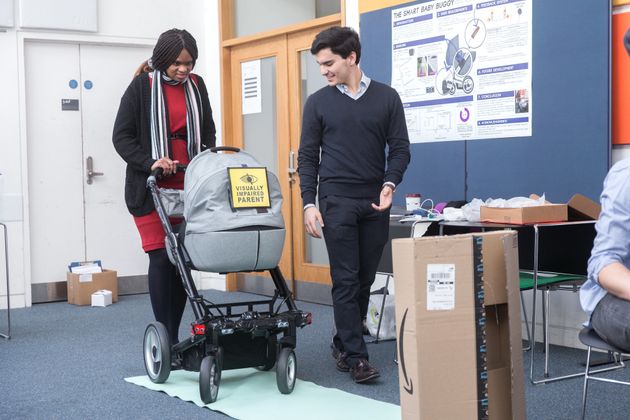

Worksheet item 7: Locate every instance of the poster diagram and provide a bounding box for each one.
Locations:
[391,0,532,143]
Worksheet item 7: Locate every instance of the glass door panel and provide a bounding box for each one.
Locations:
[242,57,278,172]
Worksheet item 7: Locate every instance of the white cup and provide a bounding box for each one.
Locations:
[405,193,421,212]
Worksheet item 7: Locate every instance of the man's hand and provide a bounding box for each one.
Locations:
[304,206,324,238]
[372,185,394,212]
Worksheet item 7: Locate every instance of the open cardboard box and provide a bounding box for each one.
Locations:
[480,193,599,225]
[67,269,118,306]
[567,193,600,220]
[392,231,525,420]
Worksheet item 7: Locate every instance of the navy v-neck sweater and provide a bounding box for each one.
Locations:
[297,80,410,207]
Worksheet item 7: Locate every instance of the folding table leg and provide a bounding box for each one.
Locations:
[0,223,10,340]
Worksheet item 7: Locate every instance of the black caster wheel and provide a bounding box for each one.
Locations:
[200,355,221,404]
[276,347,296,394]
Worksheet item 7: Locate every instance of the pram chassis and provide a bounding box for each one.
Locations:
[143,148,310,404]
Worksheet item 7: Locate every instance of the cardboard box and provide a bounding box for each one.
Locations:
[91,289,113,307]
[67,269,118,306]
[567,193,600,220]
[392,231,525,420]
[480,203,567,224]
[481,193,601,225]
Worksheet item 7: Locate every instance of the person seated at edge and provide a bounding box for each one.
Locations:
[112,29,216,368]
[580,28,630,351]
[298,26,410,383]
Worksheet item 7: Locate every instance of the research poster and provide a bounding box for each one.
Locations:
[391,0,532,143]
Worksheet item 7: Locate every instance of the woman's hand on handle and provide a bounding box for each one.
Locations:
[151,157,180,176]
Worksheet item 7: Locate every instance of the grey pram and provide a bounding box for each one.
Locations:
[142,146,311,404]
[183,147,285,273]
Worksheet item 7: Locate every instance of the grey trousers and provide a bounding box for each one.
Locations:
[591,292,630,352]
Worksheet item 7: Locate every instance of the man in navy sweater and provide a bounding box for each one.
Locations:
[298,26,410,383]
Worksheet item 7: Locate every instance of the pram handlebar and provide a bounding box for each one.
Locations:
[210,146,240,153]
[148,164,188,183]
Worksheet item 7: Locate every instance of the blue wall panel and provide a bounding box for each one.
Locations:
[360,0,610,204]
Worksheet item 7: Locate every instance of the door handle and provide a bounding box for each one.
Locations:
[86,156,104,184]
[288,150,297,183]
[288,150,296,174]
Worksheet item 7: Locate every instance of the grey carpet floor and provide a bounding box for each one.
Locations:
[1,290,630,419]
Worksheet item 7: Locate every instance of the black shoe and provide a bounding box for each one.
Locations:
[331,343,350,372]
[350,359,380,383]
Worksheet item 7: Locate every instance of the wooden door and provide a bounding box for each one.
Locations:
[226,21,339,298]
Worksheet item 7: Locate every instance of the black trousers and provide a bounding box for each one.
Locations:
[320,195,389,366]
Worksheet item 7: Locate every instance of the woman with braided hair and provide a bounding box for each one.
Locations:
[113,29,216,367]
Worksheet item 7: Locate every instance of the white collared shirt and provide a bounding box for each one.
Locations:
[336,73,371,100]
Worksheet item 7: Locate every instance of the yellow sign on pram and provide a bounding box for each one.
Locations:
[227,167,271,209]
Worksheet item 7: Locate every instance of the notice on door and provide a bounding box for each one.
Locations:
[61,99,79,111]
[241,60,261,115]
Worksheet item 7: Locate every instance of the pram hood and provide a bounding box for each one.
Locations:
[183,149,285,233]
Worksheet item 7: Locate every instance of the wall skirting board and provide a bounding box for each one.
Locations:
[31,275,148,303]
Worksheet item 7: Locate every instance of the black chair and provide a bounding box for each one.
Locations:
[578,327,628,420]
[518,221,597,384]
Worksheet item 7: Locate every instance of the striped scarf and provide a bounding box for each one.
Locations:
[149,70,203,160]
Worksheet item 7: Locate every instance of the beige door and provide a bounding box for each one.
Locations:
[226,22,338,296]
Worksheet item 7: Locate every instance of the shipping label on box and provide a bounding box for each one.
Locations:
[392,231,525,420]
[426,264,456,310]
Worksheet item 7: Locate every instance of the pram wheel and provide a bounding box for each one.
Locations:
[276,347,296,394]
[199,354,221,404]
[143,322,171,383]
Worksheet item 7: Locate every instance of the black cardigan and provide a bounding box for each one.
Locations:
[112,72,216,216]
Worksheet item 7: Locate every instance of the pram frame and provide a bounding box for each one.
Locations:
[143,150,309,403]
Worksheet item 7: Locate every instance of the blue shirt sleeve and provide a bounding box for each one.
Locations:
[588,160,630,284]
[581,159,630,319]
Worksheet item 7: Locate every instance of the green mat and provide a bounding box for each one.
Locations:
[125,368,400,420]
[519,271,584,291]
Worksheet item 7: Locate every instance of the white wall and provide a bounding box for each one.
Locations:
[0,0,223,309]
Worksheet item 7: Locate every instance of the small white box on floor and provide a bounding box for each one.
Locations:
[91,289,113,307]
